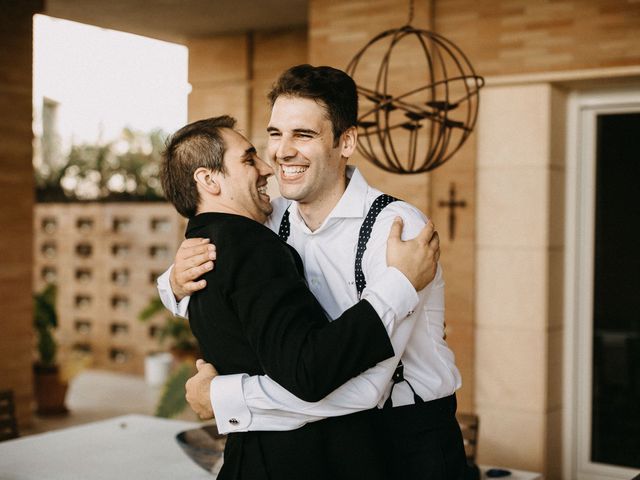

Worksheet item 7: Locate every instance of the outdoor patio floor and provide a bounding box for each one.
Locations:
[22,369,199,436]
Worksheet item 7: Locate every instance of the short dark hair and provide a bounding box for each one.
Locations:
[161,115,236,218]
[268,64,358,146]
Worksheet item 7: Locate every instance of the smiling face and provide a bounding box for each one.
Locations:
[215,128,273,223]
[267,96,355,209]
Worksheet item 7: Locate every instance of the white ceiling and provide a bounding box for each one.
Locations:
[44,0,308,44]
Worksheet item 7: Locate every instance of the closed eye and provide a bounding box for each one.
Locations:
[293,128,318,139]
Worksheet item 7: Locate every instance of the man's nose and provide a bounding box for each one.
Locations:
[275,135,296,160]
[257,158,274,177]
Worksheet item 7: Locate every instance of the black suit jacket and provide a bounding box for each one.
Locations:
[186,213,394,480]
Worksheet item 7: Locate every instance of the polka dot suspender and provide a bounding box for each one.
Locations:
[354,194,424,409]
[354,194,398,299]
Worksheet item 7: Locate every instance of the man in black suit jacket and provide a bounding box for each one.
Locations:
[160,115,438,479]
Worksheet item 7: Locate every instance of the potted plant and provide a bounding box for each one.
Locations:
[33,283,69,415]
[139,296,199,388]
[139,296,200,417]
[138,296,200,361]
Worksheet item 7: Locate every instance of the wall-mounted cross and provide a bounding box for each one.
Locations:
[438,182,467,241]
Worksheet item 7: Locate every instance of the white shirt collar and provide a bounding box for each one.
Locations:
[288,166,368,234]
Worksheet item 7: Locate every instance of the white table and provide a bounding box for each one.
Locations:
[0,413,544,480]
[480,465,543,479]
[0,414,213,479]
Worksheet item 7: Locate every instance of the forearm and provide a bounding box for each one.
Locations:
[239,278,395,402]
[214,313,417,433]
[360,266,418,336]
[216,250,422,432]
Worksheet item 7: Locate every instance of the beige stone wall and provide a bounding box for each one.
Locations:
[187,29,308,147]
[33,203,186,375]
[0,0,43,429]
[188,35,251,131]
[437,0,640,76]
[476,83,567,476]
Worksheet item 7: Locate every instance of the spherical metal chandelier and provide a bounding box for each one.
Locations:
[345,4,484,174]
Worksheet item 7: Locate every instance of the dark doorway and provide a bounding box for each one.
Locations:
[591,112,640,468]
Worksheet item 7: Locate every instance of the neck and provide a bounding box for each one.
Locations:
[297,172,349,232]
[197,199,254,221]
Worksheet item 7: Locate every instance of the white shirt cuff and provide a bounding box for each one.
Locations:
[156,265,190,318]
[211,374,251,434]
[361,266,419,331]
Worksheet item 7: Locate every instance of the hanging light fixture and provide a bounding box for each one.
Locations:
[345,0,484,174]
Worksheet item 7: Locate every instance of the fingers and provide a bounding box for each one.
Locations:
[416,220,435,245]
[186,250,216,270]
[177,244,216,264]
[175,249,215,284]
[428,230,440,251]
[430,231,441,264]
[429,229,439,246]
[195,361,217,376]
[180,238,209,248]
[178,279,207,294]
[177,260,214,281]
[387,216,404,242]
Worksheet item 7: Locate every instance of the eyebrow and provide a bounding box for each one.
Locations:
[265,126,319,136]
[242,146,257,159]
[293,128,319,135]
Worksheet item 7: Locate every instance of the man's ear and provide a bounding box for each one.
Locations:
[193,167,221,195]
[340,126,358,159]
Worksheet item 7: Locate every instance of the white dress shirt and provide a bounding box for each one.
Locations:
[157,167,461,434]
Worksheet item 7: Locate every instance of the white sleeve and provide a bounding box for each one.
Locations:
[156,265,191,318]
[211,205,427,432]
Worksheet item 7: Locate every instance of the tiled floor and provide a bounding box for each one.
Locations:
[23,369,199,436]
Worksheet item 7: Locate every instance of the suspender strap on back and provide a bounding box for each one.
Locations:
[383,363,425,409]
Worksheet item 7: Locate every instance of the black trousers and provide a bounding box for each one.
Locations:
[218,408,387,480]
[378,394,468,480]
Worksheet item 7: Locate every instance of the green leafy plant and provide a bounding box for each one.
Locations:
[155,362,194,418]
[33,283,58,367]
[139,297,200,419]
[35,128,167,203]
[138,296,199,353]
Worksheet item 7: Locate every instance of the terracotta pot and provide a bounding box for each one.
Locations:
[170,347,201,364]
[33,364,69,415]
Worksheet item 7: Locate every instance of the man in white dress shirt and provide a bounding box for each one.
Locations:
[158,64,467,479]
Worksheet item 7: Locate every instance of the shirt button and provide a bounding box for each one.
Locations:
[229,418,239,425]
[407,310,414,317]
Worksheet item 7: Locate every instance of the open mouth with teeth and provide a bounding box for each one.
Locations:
[257,184,269,199]
[280,164,309,179]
